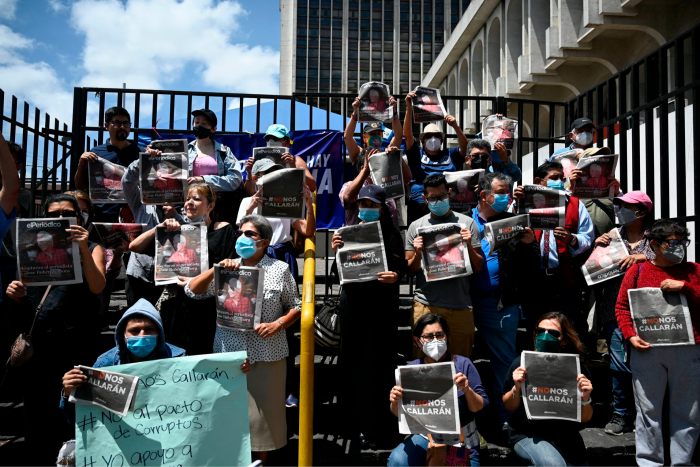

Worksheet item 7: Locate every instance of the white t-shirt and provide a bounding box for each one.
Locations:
[237,197,294,245]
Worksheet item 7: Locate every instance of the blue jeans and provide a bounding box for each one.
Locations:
[603,321,634,418]
[514,437,587,466]
[388,435,480,466]
[472,296,519,423]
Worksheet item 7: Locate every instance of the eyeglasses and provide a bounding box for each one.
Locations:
[234,229,261,239]
[535,327,561,339]
[110,120,131,128]
[663,239,691,248]
[420,332,446,341]
[45,210,78,218]
[425,193,450,203]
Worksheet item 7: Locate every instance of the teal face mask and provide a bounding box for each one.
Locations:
[358,207,381,223]
[536,332,562,353]
[126,335,158,358]
[547,180,566,191]
[490,193,510,213]
[428,199,450,217]
[235,236,262,259]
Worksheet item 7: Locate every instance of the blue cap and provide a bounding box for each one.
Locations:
[358,184,386,205]
[264,124,291,141]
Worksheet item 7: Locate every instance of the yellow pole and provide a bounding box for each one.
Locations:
[299,193,317,467]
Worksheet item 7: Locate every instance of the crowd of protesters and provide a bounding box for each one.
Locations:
[0,97,697,467]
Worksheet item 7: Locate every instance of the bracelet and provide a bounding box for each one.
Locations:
[581,397,592,406]
[350,113,356,120]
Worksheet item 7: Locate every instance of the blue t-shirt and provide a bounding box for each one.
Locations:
[406,143,463,203]
[471,206,500,293]
[90,141,141,221]
[0,207,17,301]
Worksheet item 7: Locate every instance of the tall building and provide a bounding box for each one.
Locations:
[279,0,473,105]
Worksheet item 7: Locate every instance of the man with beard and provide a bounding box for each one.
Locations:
[74,107,140,222]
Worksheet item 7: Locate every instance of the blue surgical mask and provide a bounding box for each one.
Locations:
[536,332,562,353]
[125,335,158,358]
[547,180,566,191]
[235,235,262,259]
[490,193,509,213]
[358,207,381,223]
[428,199,450,217]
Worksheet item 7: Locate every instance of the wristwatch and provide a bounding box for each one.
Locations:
[277,319,284,328]
[581,397,592,406]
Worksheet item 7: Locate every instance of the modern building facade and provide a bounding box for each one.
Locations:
[279,0,474,98]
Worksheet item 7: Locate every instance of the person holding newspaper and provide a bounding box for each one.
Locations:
[615,219,700,466]
[331,184,407,445]
[502,312,593,467]
[465,137,522,185]
[406,173,484,359]
[550,118,597,158]
[592,191,654,436]
[388,313,488,466]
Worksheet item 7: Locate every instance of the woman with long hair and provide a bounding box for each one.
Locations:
[501,312,593,466]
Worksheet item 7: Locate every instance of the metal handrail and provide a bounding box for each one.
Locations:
[299,192,317,467]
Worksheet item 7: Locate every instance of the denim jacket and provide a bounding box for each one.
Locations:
[187,140,242,192]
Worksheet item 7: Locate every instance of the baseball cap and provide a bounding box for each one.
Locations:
[252,159,284,175]
[571,117,594,131]
[265,124,291,141]
[419,123,445,140]
[357,184,386,205]
[613,191,653,213]
[362,122,383,135]
[580,146,611,158]
[191,109,217,127]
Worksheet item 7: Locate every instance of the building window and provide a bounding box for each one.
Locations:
[308,68,318,77]
[424,32,432,41]
[298,28,307,36]
[332,29,342,37]
[297,67,307,77]
[298,7,307,16]
[309,29,318,37]
[372,71,381,80]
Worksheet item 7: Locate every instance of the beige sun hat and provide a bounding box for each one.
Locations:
[419,123,445,140]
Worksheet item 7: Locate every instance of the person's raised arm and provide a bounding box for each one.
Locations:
[189,266,215,294]
[295,156,317,193]
[129,217,180,253]
[341,149,375,206]
[503,366,525,411]
[403,92,416,150]
[406,227,423,276]
[74,151,99,191]
[345,98,362,163]
[66,223,106,294]
[0,134,20,216]
[292,184,316,236]
[388,97,403,149]
[445,115,468,157]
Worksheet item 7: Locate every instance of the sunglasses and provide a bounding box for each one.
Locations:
[45,210,78,219]
[234,229,260,239]
[662,239,691,248]
[535,327,561,339]
[420,332,446,341]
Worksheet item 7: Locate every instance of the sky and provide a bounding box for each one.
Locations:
[0,0,282,126]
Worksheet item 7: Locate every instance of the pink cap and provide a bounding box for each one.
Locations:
[613,191,653,212]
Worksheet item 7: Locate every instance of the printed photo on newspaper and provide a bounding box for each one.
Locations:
[550,149,583,179]
[368,150,405,200]
[444,170,484,214]
[16,217,83,286]
[89,223,146,250]
[88,157,126,203]
[336,221,389,284]
[214,265,265,331]
[571,154,619,199]
[581,228,630,285]
[522,351,581,422]
[629,288,694,346]
[69,366,140,417]
[260,168,306,220]
[412,86,446,123]
[418,223,473,282]
[154,223,208,285]
[150,139,189,154]
[517,185,565,230]
[483,214,530,256]
[481,115,518,153]
[253,147,288,167]
[358,81,394,123]
[396,361,460,435]
[139,152,188,205]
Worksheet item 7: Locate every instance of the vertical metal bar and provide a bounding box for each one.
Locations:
[692,27,700,245]
[29,107,39,216]
[596,84,605,147]
[256,98,261,134]
[607,78,617,154]
[659,48,670,219]
[644,56,655,203]
[221,97,227,133]
[291,95,296,132]
[309,96,314,129]
[326,97,331,129]
[151,93,158,141]
[169,93,175,130]
[548,103,555,157]
[273,98,278,125]
[618,72,628,190]
[204,95,210,110]
[52,118,59,194]
[0,89,4,134]
[187,95,193,131]
[21,102,29,187]
[117,91,123,108]
[631,64,641,190]
[98,92,106,145]
[239,97,244,133]
[70,88,86,190]
[41,113,50,208]
[133,92,141,147]
[10,95,17,143]
[62,123,68,192]
[675,38,686,218]
[516,102,525,173]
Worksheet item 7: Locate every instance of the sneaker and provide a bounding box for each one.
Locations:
[285,394,299,408]
[605,413,633,435]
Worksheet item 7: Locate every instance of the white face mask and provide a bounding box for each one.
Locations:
[422,339,447,360]
[575,131,593,146]
[425,136,441,152]
[81,212,89,226]
[267,139,284,148]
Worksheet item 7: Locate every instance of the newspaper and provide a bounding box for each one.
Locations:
[417,223,473,281]
[154,223,208,285]
[551,149,583,179]
[412,86,447,123]
[88,157,126,203]
[521,351,581,422]
[571,154,619,199]
[517,185,566,230]
[16,218,83,286]
[368,150,405,200]
[481,115,518,151]
[214,265,264,331]
[69,366,139,417]
[140,152,188,205]
[358,81,393,123]
[581,228,630,285]
[252,147,288,167]
[396,362,460,435]
[482,214,530,256]
[150,139,189,154]
[89,223,146,250]
[629,288,694,346]
[336,221,389,284]
[444,170,485,214]
[260,168,306,220]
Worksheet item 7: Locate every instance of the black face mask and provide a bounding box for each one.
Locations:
[471,155,489,169]
[192,125,212,139]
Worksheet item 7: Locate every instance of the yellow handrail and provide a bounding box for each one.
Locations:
[299,193,317,467]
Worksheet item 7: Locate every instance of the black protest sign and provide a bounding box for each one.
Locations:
[572,154,619,199]
[16,218,83,286]
[253,147,288,167]
[483,214,530,256]
[88,157,126,203]
[417,223,472,281]
[89,223,147,250]
[358,81,393,123]
[150,139,189,154]
[336,221,388,284]
[581,228,630,286]
[154,223,208,285]
[522,351,581,422]
[397,362,460,435]
[260,168,306,219]
[69,366,140,417]
[444,170,484,214]
[214,265,265,331]
[139,152,188,205]
[517,185,565,230]
[412,86,446,123]
[629,288,694,346]
[368,150,405,200]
